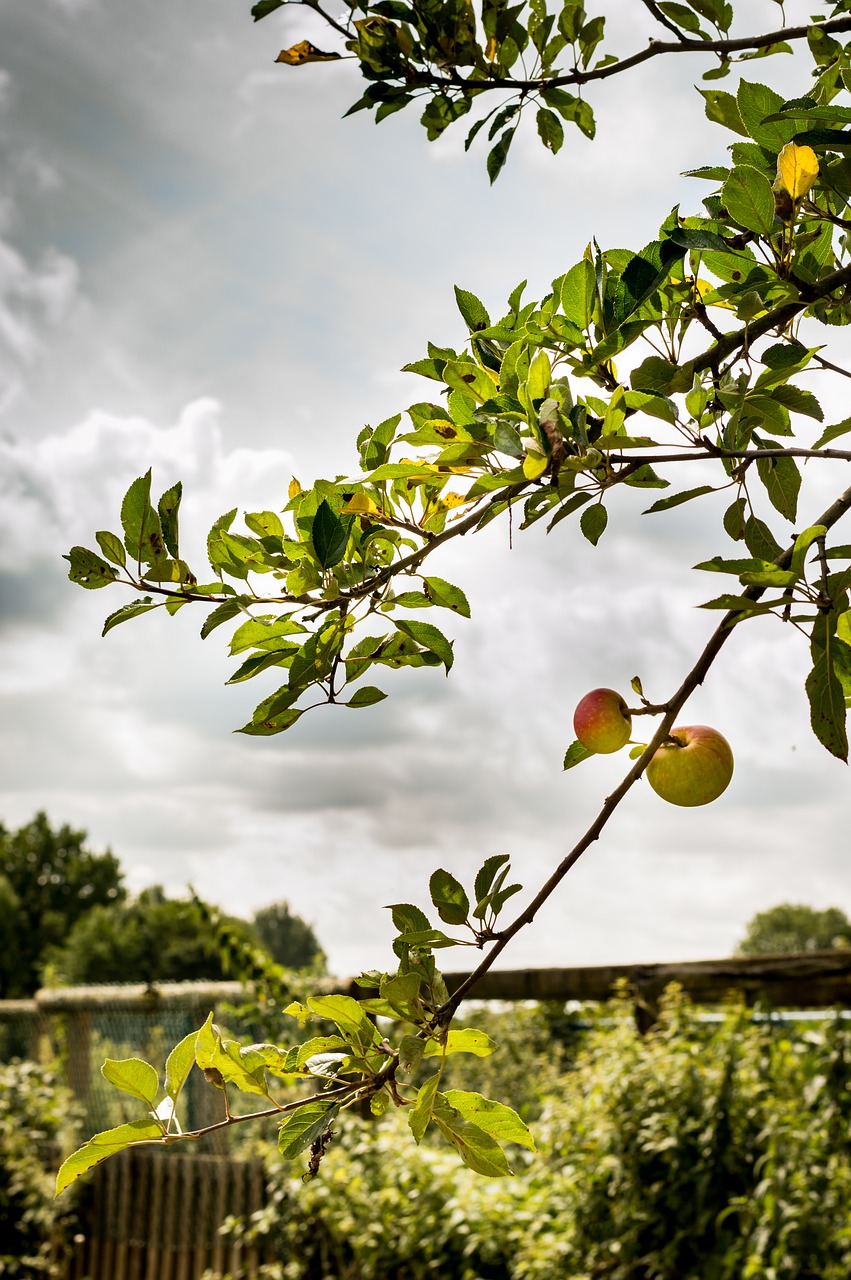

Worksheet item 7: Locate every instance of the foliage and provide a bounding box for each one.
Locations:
[252,901,327,972]
[738,901,851,954]
[218,993,851,1280]
[248,0,851,179]
[0,813,124,999]
[0,1059,81,1276]
[56,0,851,1195]
[46,886,261,986]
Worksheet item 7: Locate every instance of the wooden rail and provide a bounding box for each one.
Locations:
[435,950,851,1011]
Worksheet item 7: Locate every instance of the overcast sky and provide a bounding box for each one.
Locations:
[2,0,850,978]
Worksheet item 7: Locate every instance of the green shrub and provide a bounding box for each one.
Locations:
[0,1059,81,1276]
[219,991,851,1280]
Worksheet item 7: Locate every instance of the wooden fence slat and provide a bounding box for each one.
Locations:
[209,1157,227,1280]
[144,1152,165,1280]
[192,1153,212,1280]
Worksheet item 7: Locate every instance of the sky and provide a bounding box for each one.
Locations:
[2,0,850,979]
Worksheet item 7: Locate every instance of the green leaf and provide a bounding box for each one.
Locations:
[736,80,794,150]
[200,598,244,639]
[101,1058,159,1107]
[743,515,783,562]
[563,739,592,769]
[698,88,747,136]
[245,510,285,539]
[429,868,470,926]
[229,615,305,655]
[296,1035,351,1071]
[443,1090,536,1150]
[64,546,119,591]
[390,903,432,935]
[698,595,777,614]
[721,166,775,235]
[157,482,182,558]
[560,258,596,329]
[631,356,679,395]
[408,1073,440,1143]
[251,0,285,18]
[95,530,127,567]
[454,286,490,332]
[195,1014,268,1097]
[398,1035,426,1075]
[644,485,716,514]
[806,649,849,761]
[277,1099,340,1161]
[580,504,607,546]
[536,106,564,154]
[393,619,454,672]
[432,1095,513,1176]
[121,471,166,565]
[473,854,510,912]
[487,127,515,184]
[56,1119,165,1195]
[769,385,823,421]
[791,525,827,577]
[311,500,348,570]
[723,497,747,541]
[757,453,800,522]
[165,1030,199,1103]
[101,599,158,636]
[658,1,703,33]
[613,240,683,325]
[346,685,388,708]
[813,416,851,449]
[424,576,471,617]
[307,995,381,1047]
[423,1029,497,1058]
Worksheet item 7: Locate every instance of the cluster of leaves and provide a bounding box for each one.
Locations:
[0,1060,81,1276]
[68,83,851,759]
[218,992,851,1280]
[249,0,851,176]
[55,856,533,1194]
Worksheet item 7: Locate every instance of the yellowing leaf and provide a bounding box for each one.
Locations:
[485,35,498,61]
[523,452,549,480]
[288,477,302,499]
[341,493,381,516]
[776,142,819,201]
[438,492,469,510]
[276,41,342,65]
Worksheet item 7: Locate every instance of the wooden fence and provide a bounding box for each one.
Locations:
[62,1150,268,1280]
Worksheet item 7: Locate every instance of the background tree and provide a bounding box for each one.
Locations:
[47,886,326,985]
[0,813,124,999]
[251,900,326,971]
[737,903,851,955]
[45,886,249,986]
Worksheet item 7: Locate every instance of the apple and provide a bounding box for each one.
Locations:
[646,725,734,807]
[573,688,632,754]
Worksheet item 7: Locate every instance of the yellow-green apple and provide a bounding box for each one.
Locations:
[573,688,632,754]
[646,725,734,807]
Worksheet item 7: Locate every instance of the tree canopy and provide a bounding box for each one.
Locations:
[0,813,124,999]
[737,902,851,954]
[56,0,851,1192]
